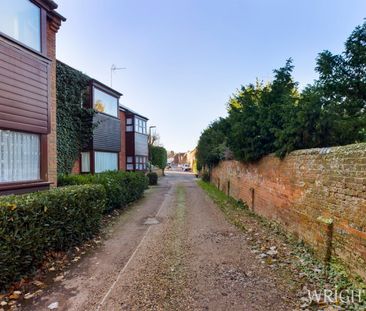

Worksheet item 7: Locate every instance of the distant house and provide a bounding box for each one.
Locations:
[120,105,149,171]
[0,0,65,194]
[173,152,188,165]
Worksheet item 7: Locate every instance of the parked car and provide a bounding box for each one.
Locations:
[182,164,191,172]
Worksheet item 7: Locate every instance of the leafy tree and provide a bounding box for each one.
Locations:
[227,82,268,162]
[228,60,299,160]
[196,118,230,170]
[269,59,300,157]
[314,21,366,145]
[150,146,168,175]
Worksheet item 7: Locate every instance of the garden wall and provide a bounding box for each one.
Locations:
[211,143,366,279]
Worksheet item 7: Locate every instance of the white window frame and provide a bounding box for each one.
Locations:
[94,151,118,173]
[93,87,118,117]
[81,152,90,173]
[134,117,147,134]
[0,130,41,183]
[0,0,42,52]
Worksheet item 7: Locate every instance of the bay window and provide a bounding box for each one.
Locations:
[95,151,118,173]
[0,130,40,183]
[126,118,133,132]
[135,156,147,171]
[0,0,41,52]
[135,117,147,134]
[127,156,133,171]
[93,87,118,117]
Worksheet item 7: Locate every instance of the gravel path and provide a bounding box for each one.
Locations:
[22,172,299,310]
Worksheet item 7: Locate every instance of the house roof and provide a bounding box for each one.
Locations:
[91,79,123,98]
[36,0,66,21]
[119,104,149,120]
[44,0,58,9]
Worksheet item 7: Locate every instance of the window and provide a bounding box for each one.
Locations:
[135,117,147,134]
[0,130,40,183]
[81,152,90,173]
[0,0,41,51]
[126,157,133,171]
[126,118,132,125]
[93,87,118,117]
[95,151,118,173]
[135,156,147,171]
[126,125,133,132]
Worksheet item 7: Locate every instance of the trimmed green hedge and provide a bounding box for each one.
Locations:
[0,184,106,290]
[58,171,149,211]
[147,172,158,185]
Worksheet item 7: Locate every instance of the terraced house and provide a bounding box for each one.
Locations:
[57,62,149,175]
[0,0,65,194]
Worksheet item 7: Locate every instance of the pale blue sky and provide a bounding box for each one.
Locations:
[56,0,366,152]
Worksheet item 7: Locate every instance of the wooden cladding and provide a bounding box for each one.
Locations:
[0,36,50,134]
[134,133,148,156]
[92,113,121,152]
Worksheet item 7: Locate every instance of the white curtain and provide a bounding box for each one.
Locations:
[0,130,40,182]
[81,152,90,173]
[95,152,118,173]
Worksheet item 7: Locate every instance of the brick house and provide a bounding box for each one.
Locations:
[0,0,65,194]
[60,64,149,174]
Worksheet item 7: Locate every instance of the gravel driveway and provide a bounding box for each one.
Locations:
[23,172,298,311]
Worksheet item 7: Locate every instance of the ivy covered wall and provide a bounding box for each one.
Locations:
[56,61,95,175]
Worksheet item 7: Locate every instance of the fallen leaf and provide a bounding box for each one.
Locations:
[48,301,59,310]
[34,289,43,296]
[9,293,20,300]
[53,275,64,282]
[24,293,35,300]
[33,280,46,288]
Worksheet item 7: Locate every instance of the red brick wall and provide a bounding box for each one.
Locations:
[119,110,126,171]
[47,19,59,187]
[211,143,366,280]
[71,159,80,174]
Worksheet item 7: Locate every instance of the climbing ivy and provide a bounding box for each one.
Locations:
[56,61,96,175]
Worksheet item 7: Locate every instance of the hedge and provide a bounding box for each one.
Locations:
[58,171,149,211]
[0,184,106,290]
